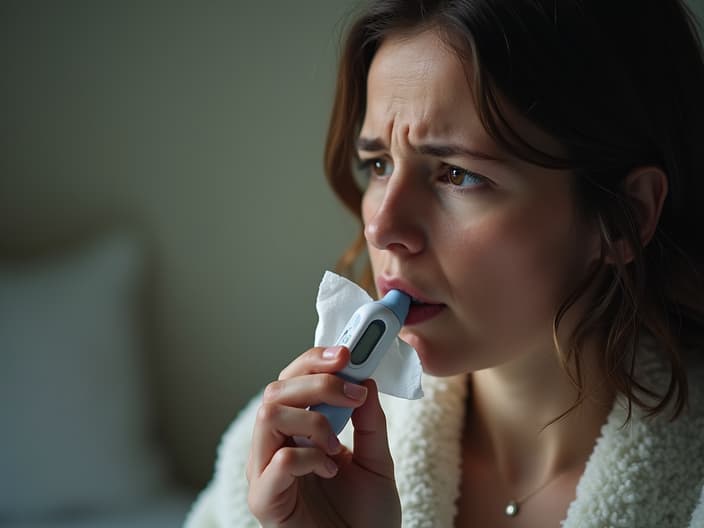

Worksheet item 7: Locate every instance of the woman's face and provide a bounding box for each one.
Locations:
[359,30,599,376]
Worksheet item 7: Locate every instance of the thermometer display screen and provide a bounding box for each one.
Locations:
[350,319,386,365]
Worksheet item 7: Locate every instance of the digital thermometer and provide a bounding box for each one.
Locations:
[309,289,410,436]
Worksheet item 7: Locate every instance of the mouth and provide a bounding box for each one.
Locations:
[405,298,446,325]
[377,277,446,326]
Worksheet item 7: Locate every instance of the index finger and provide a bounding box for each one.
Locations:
[278,346,350,380]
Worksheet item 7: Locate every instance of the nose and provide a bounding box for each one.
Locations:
[363,168,426,255]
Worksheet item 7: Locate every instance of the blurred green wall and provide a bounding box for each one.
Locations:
[692,0,704,22]
[0,0,361,488]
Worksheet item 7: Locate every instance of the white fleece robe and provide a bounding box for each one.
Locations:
[184,348,704,527]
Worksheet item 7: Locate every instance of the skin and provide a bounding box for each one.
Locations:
[359,29,608,527]
[247,28,668,527]
[359,30,600,376]
[246,346,401,527]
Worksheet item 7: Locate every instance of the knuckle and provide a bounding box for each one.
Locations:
[277,364,292,381]
[278,348,320,380]
[263,381,281,402]
[308,347,329,365]
[271,447,297,469]
[316,373,339,393]
[256,402,279,423]
[311,410,332,432]
[310,346,327,358]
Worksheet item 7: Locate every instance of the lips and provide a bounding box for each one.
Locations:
[405,302,446,325]
[377,276,446,326]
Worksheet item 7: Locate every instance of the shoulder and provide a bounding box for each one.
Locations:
[565,344,704,527]
[684,348,704,410]
[632,348,704,527]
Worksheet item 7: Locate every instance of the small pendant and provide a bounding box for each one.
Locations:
[505,500,520,517]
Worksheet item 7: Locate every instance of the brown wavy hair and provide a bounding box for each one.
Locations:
[323,0,704,420]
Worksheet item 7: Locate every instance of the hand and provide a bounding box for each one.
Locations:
[246,346,402,527]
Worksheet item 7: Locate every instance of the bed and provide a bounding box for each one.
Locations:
[0,233,195,527]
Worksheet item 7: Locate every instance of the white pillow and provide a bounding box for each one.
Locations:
[0,233,167,520]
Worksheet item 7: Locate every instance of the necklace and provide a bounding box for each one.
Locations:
[503,473,560,517]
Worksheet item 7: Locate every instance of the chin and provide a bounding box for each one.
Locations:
[422,361,469,378]
[400,330,467,378]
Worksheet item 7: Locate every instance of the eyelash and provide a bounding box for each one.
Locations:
[357,158,488,191]
[441,166,486,189]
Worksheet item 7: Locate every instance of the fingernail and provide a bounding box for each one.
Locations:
[325,458,338,476]
[328,433,341,454]
[322,346,342,360]
[343,382,368,400]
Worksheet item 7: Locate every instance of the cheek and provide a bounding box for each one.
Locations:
[448,204,585,327]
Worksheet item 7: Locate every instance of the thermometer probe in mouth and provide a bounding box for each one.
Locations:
[306,289,411,436]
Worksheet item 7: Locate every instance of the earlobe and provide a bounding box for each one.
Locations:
[606,166,668,264]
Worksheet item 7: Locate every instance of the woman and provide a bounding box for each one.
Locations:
[185,0,704,526]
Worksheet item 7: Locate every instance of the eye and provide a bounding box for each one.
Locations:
[445,166,486,188]
[358,158,393,178]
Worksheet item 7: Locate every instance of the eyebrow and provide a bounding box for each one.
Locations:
[355,136,504,162]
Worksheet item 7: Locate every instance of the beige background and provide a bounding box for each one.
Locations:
[2,0,703,491]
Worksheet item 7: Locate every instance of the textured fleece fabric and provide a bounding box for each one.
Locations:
[184,347,704,527]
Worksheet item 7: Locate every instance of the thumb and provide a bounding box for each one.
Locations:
[350,379,395,479]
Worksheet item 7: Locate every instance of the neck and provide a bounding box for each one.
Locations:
[465,339,614,495]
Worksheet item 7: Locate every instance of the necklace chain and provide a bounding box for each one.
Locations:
[504,473,560,517]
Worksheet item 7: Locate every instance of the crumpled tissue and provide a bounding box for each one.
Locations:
[313,271,424,400]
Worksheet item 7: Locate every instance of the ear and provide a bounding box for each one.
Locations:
[607,166,668,264]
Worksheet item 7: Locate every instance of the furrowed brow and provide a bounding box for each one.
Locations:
[356,136,503,162]
[416,143,503,162]
[356,137,386,152]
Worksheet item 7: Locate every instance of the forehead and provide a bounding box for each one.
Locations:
[362,29,567,163]
[362,29,484,142]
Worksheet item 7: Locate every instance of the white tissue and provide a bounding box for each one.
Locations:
[313,271,424,400]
